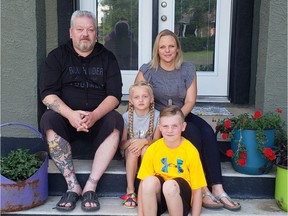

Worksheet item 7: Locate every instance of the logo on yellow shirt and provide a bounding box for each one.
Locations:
[161,158,184,174]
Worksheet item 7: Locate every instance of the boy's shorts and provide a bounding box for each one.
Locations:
[155,175,191,216]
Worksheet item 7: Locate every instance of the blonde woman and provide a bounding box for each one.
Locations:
[120,81,161,208]
[135,29,241,211]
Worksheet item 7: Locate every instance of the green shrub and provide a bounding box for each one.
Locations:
[180,36,215,52]
[0,149,43,182]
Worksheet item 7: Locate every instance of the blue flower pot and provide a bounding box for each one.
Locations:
[231,129,275,175]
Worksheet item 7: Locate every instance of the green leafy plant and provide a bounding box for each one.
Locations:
[0,148,43,182]
[215,109,287,167]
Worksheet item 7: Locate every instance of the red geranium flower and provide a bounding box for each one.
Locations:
[226,149,233,157]
[238,158,246,166]
[268,153,276,161]
[276,108,283,113]
[240,152,247,159]
[263,148,276,161]
[254,111,262,119]
[263,148,273,157]
[222,133,228,140]
[224,119,232,129]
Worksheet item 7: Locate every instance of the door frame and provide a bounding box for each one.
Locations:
[79,0,233,98]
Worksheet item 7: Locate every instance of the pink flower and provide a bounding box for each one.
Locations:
[276,108,283,114]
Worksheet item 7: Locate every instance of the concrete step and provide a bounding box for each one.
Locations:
[2,197,286,216]
[47,159,277,199]
[48,159,127,197]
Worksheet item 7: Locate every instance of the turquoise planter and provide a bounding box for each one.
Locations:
[231,129,275,175]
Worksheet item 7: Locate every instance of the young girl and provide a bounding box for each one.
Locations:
[120,81,161,208]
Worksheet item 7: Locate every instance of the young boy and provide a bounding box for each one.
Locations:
[137,105,207,216]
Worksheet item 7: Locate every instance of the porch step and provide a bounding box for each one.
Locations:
[47,159,277,199]
[2,197,286,216]
[48,159,127,197]
[2,160,285,215]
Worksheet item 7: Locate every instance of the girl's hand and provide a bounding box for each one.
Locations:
[128,138,145,155]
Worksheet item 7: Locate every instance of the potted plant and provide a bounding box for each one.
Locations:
[0,122,49,213]
[273,141,287,212]
[1,148,43,182]
[215,108,286,175]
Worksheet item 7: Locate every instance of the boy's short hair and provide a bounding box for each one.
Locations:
[160,105,185,122]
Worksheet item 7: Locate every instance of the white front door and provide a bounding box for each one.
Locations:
[79,0,232,99]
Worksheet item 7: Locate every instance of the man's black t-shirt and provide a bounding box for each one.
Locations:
[39,40,122,111]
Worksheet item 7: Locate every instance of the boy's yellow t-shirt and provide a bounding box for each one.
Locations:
[137,137,207,190]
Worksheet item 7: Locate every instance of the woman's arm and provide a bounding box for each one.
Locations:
[181,75,197,117]
[134,71,146,83]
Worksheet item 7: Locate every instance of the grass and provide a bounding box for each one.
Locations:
[183,50,214,62]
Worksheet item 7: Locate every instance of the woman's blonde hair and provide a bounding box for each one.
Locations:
[149,29,183,70]
[128,81,155,139]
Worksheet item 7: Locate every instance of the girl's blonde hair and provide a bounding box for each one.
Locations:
[128,81,155,139]
[149,29,183,70]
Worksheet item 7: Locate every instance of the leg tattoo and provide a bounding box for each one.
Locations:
[47,133,80,191]
[88,176,98,185]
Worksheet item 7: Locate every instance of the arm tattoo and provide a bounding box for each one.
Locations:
[45,99,61,113]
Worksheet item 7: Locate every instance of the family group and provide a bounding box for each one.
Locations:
[39,10,241,216]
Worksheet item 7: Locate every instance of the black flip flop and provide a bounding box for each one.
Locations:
[55,191,80,211]
[81,191,100,211]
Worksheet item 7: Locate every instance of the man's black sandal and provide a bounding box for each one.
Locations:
[81,191,100,211]
[55,191,80,211]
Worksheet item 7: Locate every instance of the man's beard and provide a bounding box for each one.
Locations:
[78,40,94,52]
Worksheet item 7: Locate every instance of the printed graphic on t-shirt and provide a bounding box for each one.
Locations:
[161,157,184,174]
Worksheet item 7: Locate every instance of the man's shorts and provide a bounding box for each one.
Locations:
[40,109,123,153]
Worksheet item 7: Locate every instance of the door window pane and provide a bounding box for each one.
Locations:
[98,0,139,70]
[175,0,216,72]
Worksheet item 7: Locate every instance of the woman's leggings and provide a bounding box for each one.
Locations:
[182,113,222,186]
